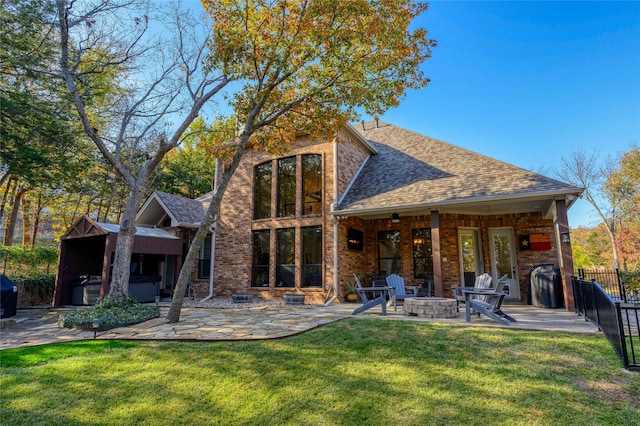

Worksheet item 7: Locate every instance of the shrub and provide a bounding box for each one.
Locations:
[621,271,640,300]
[11,274,55,306]
[58,296,160,330]
[0,246,59,276]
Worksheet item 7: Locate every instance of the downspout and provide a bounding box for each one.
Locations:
[325,137,340,306]
[199,158,221,303]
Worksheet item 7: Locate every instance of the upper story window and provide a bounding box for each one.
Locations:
[302,154,322,215]
[277,156,296,217]
[254,161,272,220]
[254,154,323,220]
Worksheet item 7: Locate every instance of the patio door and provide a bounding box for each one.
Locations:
[458,229,482,287]
[489,228,520,300]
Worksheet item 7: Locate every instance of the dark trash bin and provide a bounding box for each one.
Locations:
[1,274,18,318]
[529,264,563,308]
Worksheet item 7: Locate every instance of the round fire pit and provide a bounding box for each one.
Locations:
[404,297,457,319]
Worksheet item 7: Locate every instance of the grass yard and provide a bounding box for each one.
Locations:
[1,319,639,425]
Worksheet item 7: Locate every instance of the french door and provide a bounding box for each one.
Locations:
[489,228,520,300]
[458,229,483,287]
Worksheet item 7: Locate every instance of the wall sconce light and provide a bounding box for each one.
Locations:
[91,318,100,339]
[561,232,570,243]
[391,213,400,224]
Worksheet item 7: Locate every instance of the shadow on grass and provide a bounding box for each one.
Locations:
[1,340,139,367]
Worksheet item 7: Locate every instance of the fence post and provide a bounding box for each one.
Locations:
[615,268,627,304]
[615,303,630,369]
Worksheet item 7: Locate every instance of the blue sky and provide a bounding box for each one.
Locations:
[369,1,640,228]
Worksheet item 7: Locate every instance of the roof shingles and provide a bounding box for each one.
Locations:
[337,122,580,212]
[155,191,206,224]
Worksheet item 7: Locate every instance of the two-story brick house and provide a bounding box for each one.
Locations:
[141,120,582,308]
[54,120,583,310]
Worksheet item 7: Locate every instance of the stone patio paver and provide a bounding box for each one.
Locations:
[0,302,601,350]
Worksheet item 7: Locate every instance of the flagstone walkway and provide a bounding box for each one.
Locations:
[0,301,600,350]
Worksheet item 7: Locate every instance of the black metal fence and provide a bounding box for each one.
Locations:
[573,277,639,370]
[575,268,639,304]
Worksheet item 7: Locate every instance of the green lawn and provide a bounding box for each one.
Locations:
[1,319,639,425]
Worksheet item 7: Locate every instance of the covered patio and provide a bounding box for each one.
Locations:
[53,216,183,306]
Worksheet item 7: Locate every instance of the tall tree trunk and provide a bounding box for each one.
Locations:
[32,207,42,248]
[167,145,246,323]
[21,193,32,247]
[31,194,44,248]
[106,185,145,302]
[4,187,26,246]
[0,178,14,229]
[96,193,105,222]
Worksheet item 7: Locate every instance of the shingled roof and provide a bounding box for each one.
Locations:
[336,121,582,216]
[154,191,206,225]
[133,190,205,227]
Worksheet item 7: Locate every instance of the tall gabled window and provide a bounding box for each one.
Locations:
[252,230,270,287]
[378,230,401,275]
[276,228,295,287]
[277,156,296,217]
[302,226,322,288]
[302,154,322,215]
[254,161,272,219]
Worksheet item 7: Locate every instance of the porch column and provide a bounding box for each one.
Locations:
[431,210,443,297]
[555,199,575,311]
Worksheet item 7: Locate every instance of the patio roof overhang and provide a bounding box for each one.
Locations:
[332,189,583,222]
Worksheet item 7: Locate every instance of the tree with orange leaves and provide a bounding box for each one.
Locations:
[166,0,436,321]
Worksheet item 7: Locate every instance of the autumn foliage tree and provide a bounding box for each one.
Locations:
[558,146,640,272]
[166,0,436,321]
[605,146,640,271]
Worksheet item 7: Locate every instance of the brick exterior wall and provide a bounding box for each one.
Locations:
[196,134,340,303]
[336,212,558,303]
